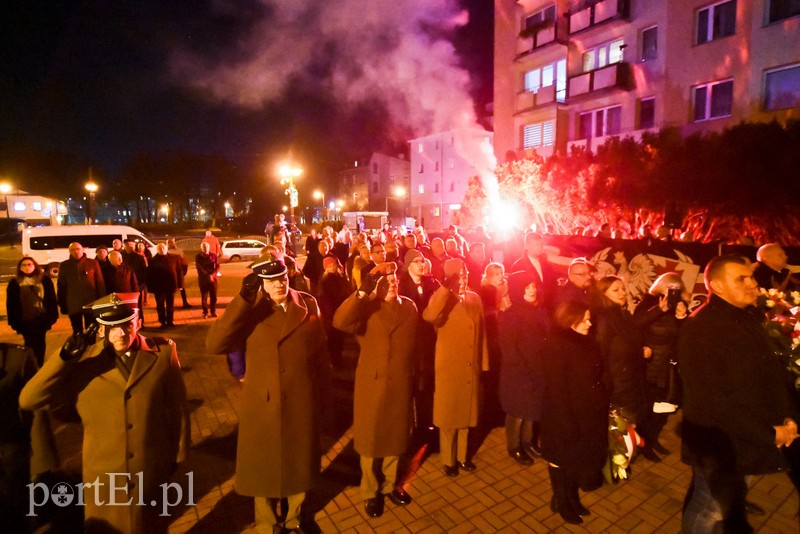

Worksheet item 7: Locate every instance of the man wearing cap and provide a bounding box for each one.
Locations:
[19,293,190,533]
[423,258,489,477]
[206,251,330,533]
[333,262,418,518]
[57,242,106,334]
[398,249,440,442]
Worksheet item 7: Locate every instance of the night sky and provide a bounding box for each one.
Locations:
[0,0,492,191]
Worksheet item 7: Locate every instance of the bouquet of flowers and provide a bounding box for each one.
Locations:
[604,409,643,483]
[757,288,800,387]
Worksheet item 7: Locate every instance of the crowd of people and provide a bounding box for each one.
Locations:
[3,219,800,533]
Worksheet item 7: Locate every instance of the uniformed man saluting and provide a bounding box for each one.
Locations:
[206,251,331,534]
[19,293,190,533]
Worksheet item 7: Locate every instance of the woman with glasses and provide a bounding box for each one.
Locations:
[6,257,59,365]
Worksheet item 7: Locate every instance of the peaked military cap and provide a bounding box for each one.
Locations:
[249,251,288,279]
[84,292,140,325]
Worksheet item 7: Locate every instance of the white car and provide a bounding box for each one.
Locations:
[219,239,267,262]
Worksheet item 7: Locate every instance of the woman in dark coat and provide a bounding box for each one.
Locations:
[592,275,664,461]
[633,272,688,456]
[498,271,549,465]
[6,257,59,365]
[541,300,608,525]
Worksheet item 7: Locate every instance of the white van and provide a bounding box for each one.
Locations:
[23,225,157,276]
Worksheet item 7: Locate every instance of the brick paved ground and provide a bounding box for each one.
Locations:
[2,262,798,533]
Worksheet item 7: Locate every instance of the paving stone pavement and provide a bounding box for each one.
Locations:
[2,263,798,533]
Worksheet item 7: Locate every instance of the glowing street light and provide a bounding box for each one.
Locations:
[313,190,325,221]
[386,185,408,223]
[278,163,303,226]
[85,180,99,224]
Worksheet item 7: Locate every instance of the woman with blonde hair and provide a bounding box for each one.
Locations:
[6,257,59,365]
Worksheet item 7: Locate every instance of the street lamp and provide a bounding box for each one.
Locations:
[313,190,325,221]
[278,163,302,227]
[85,181,99,224]
[386,186,407,224]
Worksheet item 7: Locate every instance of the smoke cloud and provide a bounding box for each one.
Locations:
[170,0,479,137]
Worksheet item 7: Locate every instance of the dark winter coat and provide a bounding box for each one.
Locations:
[147,254,180,294]
[57,255,106,315]
[592,302,649,423]
[497,298,550,421]
[7,275,59,333]
[634,293,683,388]
[509,254,559,306]
[541,327,609,475]
[679,295,799,474]
[195,252,219,289]
[101,263,139,294]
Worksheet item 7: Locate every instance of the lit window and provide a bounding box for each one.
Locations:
[640,98,656,129]
[578,105,622,139]
[434,206,441,217]
[13,202,26,211]
[768,0,800,23]
[692,80,733,121]
[418,143,424,153]
[583,40,625,72]
[418,184,425,194]
[641,26,657,61]
[696,0,736,44]
[764,64,800,111]
[32,201,43,211]
[523,59,566,101]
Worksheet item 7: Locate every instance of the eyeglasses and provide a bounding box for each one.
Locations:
[571,270,591,277]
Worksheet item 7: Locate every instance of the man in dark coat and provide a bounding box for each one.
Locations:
[679,255,800,532]
[333,262,418,518]
[398,249,440,441]
[103,250,139,294]
[167,238,191,307]
[195,241,219,318]
[206,252,330,533]
[553,257,596,308]
[147,243,180,327]
[753,243,799,292]
[510,231,558,305]
[57,242,106,334]
[20,293,189,533]
[122,239,148,309]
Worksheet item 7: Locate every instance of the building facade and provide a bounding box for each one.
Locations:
[409,129,494,232]
[337,153,410,216]
[494,0,800,162]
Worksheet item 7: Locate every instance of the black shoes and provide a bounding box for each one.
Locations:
[458,460,477,472]
[387,488,412,506]
[443,464,459,478]
[524,441,542,458]
[210,312,218,317]
[509,448,534,466]
[651,440,670,455]
[365,495,384,517]
[639,446,661,463]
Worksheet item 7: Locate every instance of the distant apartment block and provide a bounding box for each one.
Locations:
[494,0,800,161]
[337,152,410,213]
[409,129,494,231]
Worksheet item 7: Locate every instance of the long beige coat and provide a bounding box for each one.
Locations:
[333,293,417,458]
[206,289,330,498]
[19,335,190,534]
[422,287,489,429]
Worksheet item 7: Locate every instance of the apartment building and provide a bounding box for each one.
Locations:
[494,0,800,161]
[337,152,410,213]
[409,129,494,231]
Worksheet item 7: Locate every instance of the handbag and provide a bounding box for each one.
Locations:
[665,359,682,406]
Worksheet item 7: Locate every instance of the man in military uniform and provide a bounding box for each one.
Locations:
[206,252,331,533]
[19,293,190,533]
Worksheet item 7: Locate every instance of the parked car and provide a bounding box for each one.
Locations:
[219,239,267,262]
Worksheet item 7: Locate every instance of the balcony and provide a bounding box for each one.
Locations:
[517,20,561,57]
[567,0,629,35]
[515,84,558,113]
[567,62,630,99]
[567,127,657,154]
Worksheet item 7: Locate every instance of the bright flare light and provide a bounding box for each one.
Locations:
[490,199,521,232]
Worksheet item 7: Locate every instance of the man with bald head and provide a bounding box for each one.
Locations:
[102,250,139,294]
[753,243,799,292]
[57,242,106,334]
